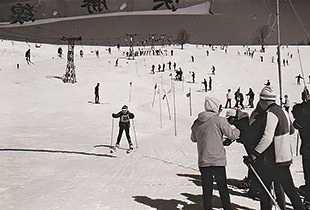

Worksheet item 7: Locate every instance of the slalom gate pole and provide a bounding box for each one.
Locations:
[248,163,281,210]
[132,119,138,148]
[110,118,114,147]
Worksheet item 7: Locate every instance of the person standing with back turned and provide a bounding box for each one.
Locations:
[191,96,240,210]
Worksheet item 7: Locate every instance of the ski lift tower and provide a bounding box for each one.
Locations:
[61,36,82,83]
[126,33,137,58]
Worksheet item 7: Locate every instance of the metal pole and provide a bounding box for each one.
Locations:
[248,164,281,210]
[276,0,283,105]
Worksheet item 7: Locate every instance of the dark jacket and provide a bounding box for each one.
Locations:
[292,101,310,155]
[112,111,135,127]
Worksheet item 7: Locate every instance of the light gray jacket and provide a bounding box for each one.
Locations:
[191,111,240,167]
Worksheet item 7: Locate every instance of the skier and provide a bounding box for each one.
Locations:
[173,62,177,70]
[243,86,303,210]
[239,91,245,110]
[80,49,83,58]
[283,95,290,112]
[225,89,233,109]
[94,83,100,104]
[96,50,99,58]
[151,64,155,74]
[58,47,63,57]
[234,88,241,108]
[112,105,135,150]
[192,71,195,83]
[208,76,212,91]
[296,74,304,85]
[25,49,31,64]
[211,65,216,75]
[168,61,172,70]
[246,88,255,108]
[191,55,194,62]
[202,79,208,92]
[191,96,240,210]
[292,88,310,208]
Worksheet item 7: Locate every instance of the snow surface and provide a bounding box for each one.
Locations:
[0,40,309,210]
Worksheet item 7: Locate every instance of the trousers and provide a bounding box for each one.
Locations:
[199,166,232,210]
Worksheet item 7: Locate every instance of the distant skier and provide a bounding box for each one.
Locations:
[96,50,99,58]
[225,89,233,108]
[58,47,63,57]
[202,79,208,92]
[246,88,255,108]
[151,64,155,74]
[264,80,271,86]
[296,74,304,85]
[211,65,216,75]
[94,83,100,104]
[208,76,212,91]
[192,71,195,83]
[25,49,31,64]
[168,61,172,70]
[234,88,242,108]
[173,62,177,70]
[191,56,195,62]
[80,49,84,58]
[112,105,135,150]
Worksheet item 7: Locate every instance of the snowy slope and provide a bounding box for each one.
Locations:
[0,40,309,210]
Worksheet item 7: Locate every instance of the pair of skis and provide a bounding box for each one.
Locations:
[110,118,138,155]
[109,146,133,154]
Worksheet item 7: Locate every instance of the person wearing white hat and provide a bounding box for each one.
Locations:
[191,96,240,210]
[244,86,303,210]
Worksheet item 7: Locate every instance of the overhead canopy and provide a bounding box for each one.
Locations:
[0,0,309,45]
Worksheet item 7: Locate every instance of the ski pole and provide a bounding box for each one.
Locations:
[110,118,114,147]
[248,163,281,210]
[132,119,138,148]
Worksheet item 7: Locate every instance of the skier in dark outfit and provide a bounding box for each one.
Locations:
[112,105,135,149]
[246,88,255,108]
[94,83,100,103]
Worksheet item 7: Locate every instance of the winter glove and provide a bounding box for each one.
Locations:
[112,113,116,118]
[243,154,256,166]
[223,138,234,146]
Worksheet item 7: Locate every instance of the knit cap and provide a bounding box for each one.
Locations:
[225,109,236,118]
[122,105,128,109]
[259,86,276,101]
[204,96,221,113]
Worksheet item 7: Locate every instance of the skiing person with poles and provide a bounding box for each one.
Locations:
[94,83,100,104]
[25,49,31,64]
[112,105,135,151]
[296,74,304,85]
[191,96,240,210]
[243,86,303,210]
[292,88,310,208]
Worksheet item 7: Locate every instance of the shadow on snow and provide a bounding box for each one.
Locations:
[0,148,116,158]
[133,173,256,210]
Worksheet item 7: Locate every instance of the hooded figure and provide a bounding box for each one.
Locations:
[191,96,240,210]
